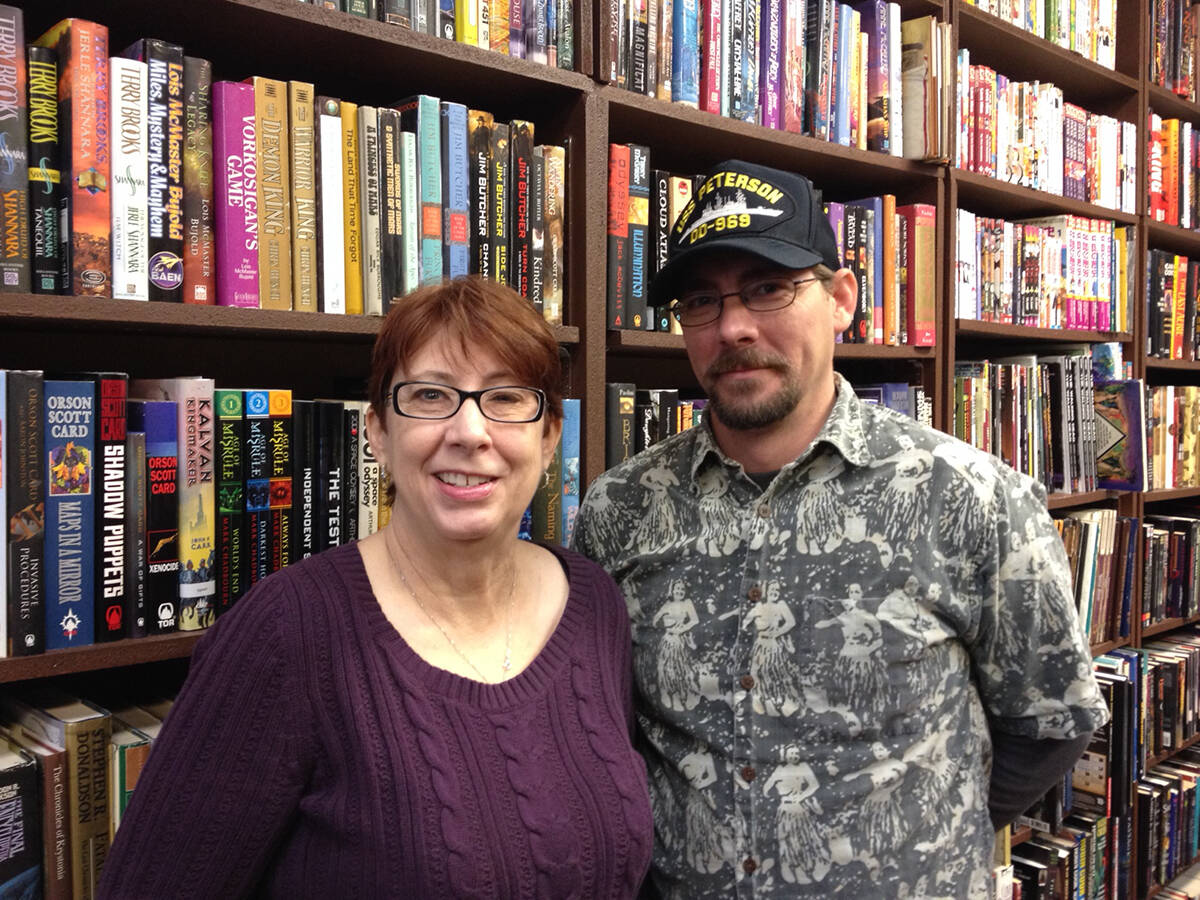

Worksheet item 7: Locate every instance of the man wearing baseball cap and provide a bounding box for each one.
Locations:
[573,159,1107,897]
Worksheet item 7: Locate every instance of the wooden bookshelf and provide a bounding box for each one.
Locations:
[0,633,202,685]
[1047,490,1121,510]
[956,320,1134,344]
[1142,613,1200,639]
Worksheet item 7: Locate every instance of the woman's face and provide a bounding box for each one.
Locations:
[368,335,561,546]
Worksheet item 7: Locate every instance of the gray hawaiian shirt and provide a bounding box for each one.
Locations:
[572,375,1109,899]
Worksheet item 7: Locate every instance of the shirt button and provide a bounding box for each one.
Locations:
[747,586,762,601]
[741,766,756,782]
[757,503,770,518]
[743,858,758,874]
[740,674,755,690]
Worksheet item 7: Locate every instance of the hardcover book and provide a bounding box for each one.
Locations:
[315,400,346,552]
[561,397,581,545]
[251,77,292,310]
[395,94,443,286]
[4,371,44,656]
[468,110,494,280]
[3,727,68,900]
[36,19,111,297]
[377,107,404,306]
[88,372,127,643]
[343,404,360,544]
[43,379,95,650]
[126,400,178,635]
[1094,379,1148,492]
[528,150,546,314]
[125,430,147,637]
[243,390,271,587]
[358,105,383,316]
[605,382,636,468]
[626,144,650,329]
[341,100,363,315]
[440,101,471,279]
[606,143,630,328]
[214,389,244,612]
[269,389,293,573]
[0,6,29,292]
[288,81,319,312]
[27,46,60,294]
[213,81,258,307]
[124,39,185,301]
[109,56,149,302]
[489,122,511,286]
[356,401,380,538]
[316,96,346,313]
[182,57,216,304]
[540,144,566,325]
[400,130,420,294]
[291,400,316,560]
[509,118,535,299]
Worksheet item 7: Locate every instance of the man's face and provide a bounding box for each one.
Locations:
[677,251,853,433]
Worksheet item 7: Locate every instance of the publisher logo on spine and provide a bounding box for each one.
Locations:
[149,251,184,290]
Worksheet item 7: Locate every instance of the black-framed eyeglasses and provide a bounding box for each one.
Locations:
[668,275,826,327]
[390,381,546,423]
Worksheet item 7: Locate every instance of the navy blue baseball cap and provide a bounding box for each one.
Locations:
[649,159,842,307]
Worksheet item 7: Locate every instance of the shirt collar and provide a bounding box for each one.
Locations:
[688,373,872,480]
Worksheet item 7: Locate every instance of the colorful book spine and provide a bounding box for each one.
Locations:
[212,81,258,307]
[358,105,383,316]
[560,0,576,70]
[0,6,28,292]
[341,100,364,315]
[252,77,292,310]
[27,46,60,294]
[492,0,511,52]
[288,81,318,312]
[532,433,562,542]
[898,202,937,345]
[699,0,722,114]
[509,118,534,298]
[342,405,360,544]
[92,372,127,643]
[673,0,700,105]
[291,400,316,560]
[269,389,293,573]
[4,371,44,656]
[490,122,510,285]
[527,0,549,63]
[468,110,494,281]
[243,390,271,587]
[400,130,420,294]
[182,57,216,304]
[377,107,404,306]
[529,150,546,313]
[561,397,581,546]
[109,56,149,301]
[761,0,784,129]
[510,0,526,56]
[856,0,890,153]
[124,39,184,301]
[127,399,178,635]
[397,94,443,286]
[607,143,631,328]
[124,429,147,637]
[456,0,479,48]
[43,379,95,649]
[541,144,566,326]
[627,144,650,329]
[214,389,244,613]
[36,19,111,297]
[316,96,346,313]
[441,101,471,279]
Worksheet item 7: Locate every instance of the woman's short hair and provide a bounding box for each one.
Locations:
[367,275,564,432]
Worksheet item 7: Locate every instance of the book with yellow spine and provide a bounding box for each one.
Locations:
[341,101,363,315]
[288,80,318,311]
[252,76,292,309]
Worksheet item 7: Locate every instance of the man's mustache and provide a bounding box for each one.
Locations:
[705,349,789,380]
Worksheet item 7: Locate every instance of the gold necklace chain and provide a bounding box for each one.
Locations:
[386,530,517,683]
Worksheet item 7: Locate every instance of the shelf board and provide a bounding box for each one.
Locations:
[1147,83,1200,123]
[956,319,1132,343]
[952,169,1138,225]
[1147,730,1200,769]
[0,632,204,685]
[1090,636,1130,657]
[1146,219,1200,257]
[1142,613,1200,639]
[605,329,937,360]
[1046,489,1120,510]
[0,295,579,346]
[1143,485,1200,502]
[1010,825,1034,846]
[1145,357,1200,372]
[602,86,942,197]
[956,6,1139,109]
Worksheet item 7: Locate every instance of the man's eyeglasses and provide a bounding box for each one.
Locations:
[390,382,546,423]
[668,275,826,327]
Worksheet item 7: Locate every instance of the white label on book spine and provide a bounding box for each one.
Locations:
[110,57,150,301]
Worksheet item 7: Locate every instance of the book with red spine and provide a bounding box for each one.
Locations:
[606,143,631,329]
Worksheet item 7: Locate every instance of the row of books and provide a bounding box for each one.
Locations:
[963,0,1117,69]
[1147,249,1200,360]
[0,370,386,657]
[5,13,568,323]
[1008,813,1122,899]
[1150,0,1199,99]
[1143,514,1200,624]
[302,0,575,68]
[520,398,582,547]
[1146,384,1200,491]
[0,687,177,899]
[954,57,1139,213]
[954,211,1136,333]
[1149,113,1200,230]
[1053,506,1135,646]
[850,381,935,425]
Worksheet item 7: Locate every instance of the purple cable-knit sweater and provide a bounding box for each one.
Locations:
[98,542,653,899]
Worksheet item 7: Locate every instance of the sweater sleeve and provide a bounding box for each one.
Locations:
[98,574,317,899]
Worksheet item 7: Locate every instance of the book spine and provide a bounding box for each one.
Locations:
[627,144,650,329]
[182,57,215,304]
[490,122,510,285]
[27,46,60,293]
[70,717,111,900]
[315,401,345,552]
[741,0,760,122]
[358,105,383,315]
[110,58,150,303]
[441,101,471,278]
[46,20,112,296]
[561,397,581,545]
[291,400,315,560]
[269,390,293,573]
[172,379,216,629]
[899,203,936,345]
[253,77,292,310]
[529,149,547,314]
[398,95,443,286]
[93,373,127,643]
[316,96,345,312]
[214,389,244,613]
[456,0,479,47]
[560,0,575,69]
[131,400,179,634]
[699,0,722,113]
[341,101,364,314]
[509,119,535,298]
[400,130,420,294]
[5,371,44,656]
[492,0,512,52]
[0,7,28,291]
[528,0,550,62]
[124,430,147,637]
[630,0,650,92]
[356,401,379,537]
[607,143,631,328]
[377,108,404,306]
[343,405,360,543]
[761,0,783,129]
[44,380,95,649]
[468,110,494,281]
[605,382,636,468]
[651,169,670,330]
[382,0,413,25]
[673,0,700,106]
[243,390,271,587]
[288,81,318,312]
[212,82,258,307]
[129,40,185,301]
[541,144,565,325]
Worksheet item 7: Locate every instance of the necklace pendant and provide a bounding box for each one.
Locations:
[502,647,512,672]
